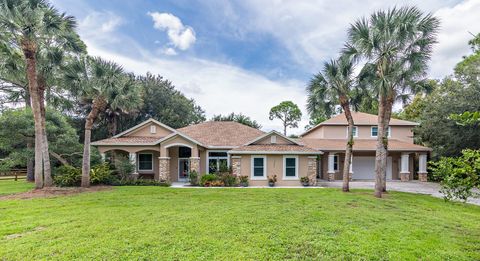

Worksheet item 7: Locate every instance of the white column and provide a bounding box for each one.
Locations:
[328,153,335,174]
[400,153,410,173]
[419,154,427,173]
[349,154,353,174]
[129,152,138,174]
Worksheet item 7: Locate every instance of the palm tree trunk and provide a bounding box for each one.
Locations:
[25,92,34,182]
[381,96,394,192]
[21,39,43,189]
[341,100,354,192]
[107,115,117,137]
[81,98,104,187]
[374,95,387,198]
[38,75,52,187]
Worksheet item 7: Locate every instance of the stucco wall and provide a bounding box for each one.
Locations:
[96,145,160,154]
[256,135,293,145]
[304,125,414,142]
[232,154,314,186]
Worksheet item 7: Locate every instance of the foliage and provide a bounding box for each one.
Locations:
[111,179,170,187]
[188,170,199,186]
[430,149,480,202]
[114,156,136,181]
[53,165,81,187]
[450,111,480,126]
[268,175,277,184]
[238,175,249,186]
[0,108,85,170]
[211,112,261,129]
[90,163,114,185]
[218,172,237,187]
[200,173,218,187]
[269,101,302,135]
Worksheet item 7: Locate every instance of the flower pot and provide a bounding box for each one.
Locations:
[301,181,309,187]
[268,182,275,187]
[240,182,248,187]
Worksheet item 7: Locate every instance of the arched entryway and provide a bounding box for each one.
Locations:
[165,144,193,182]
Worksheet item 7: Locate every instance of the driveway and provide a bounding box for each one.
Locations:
[317,180,480,206]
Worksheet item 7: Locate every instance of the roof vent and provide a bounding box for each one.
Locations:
[150,125,157,134]
[271,135,277,144]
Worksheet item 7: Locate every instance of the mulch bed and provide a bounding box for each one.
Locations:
[0,186,112,200]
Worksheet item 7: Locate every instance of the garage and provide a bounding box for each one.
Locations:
[352,156,392,180]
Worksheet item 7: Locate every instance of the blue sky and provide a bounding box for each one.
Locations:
[51,0,479,134]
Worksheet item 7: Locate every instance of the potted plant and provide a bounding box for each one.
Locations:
[188,170,199,186]
[239,175,249,187]
[268,175,277,187]
[300,176,310,187]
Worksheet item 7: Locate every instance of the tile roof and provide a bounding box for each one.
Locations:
[301,138,432,152]
[92,136,161,145]
[177,121,264,147]
[230,144,321,153]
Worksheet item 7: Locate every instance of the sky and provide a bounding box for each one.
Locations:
[51,0,480,134]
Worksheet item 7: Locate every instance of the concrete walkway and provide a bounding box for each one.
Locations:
[317,180,480,206]
[171,181,480,206]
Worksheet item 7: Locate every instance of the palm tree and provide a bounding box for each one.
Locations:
[0,0,81,188]
[307,57,356,192]
[344,6,439,197]
[64,56,141,187]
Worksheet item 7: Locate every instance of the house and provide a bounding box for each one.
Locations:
[91,112,431,186]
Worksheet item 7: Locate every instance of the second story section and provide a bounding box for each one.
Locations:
[301,112,418,143]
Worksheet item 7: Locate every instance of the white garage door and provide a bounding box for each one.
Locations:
[352,157,392,180]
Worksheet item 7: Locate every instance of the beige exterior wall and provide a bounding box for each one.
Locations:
[160,135,199,157]
[304,125,414,143]
[96,145,160,154]
[126,122,173,138]
[232,154,315,186]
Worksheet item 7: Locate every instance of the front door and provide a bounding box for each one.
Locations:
[178,158,190,181]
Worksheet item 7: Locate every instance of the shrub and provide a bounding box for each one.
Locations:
[189,170,199,186]
[218,172,237,187]
[200,173,218,187]
[300,176,310,186]
[238,175,249,186]
[111,179,170,186]
[430,149,480,202]
[114,155,136,181]
[90,163,114,185]
[53,165,81,187]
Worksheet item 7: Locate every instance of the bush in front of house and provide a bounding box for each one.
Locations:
[110,179,170,186]
[218,172,237,187]
[200,173,218,186]
[113,156,136,181]
[188,170,199,186]
[430,149,480,202]
[90,163,115,185]
[53,165,81,187]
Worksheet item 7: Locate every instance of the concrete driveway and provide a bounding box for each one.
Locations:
[317,180,480,206]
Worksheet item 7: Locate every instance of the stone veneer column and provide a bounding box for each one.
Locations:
[158,157,170,182]
[400,153,410,182]
[418,153,428,182]
[189,157,200,174]
[307,156,317,186]
[327,153,336,181]
[231,156,242,176]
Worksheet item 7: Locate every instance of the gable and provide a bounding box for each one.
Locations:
[254,133,296,145]
[125,122,173,138]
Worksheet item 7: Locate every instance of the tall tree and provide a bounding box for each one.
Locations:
[269,101,302,136]
[211,112,262,129]
[64,56,141,187]
[307,57,356,192]
[0,0,82,188]
[345,6,439,197]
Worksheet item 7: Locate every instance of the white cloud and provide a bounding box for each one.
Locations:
[148,12,196,52]
[80,11,123,34]
[162,47,178,56]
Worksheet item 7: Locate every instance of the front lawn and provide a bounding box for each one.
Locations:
[0,180,34,196]
[1,186,479,260]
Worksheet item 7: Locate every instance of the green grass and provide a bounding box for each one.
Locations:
[1,186,479,260]
[0,180,34,196]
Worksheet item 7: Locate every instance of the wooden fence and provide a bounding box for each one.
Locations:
[0,169,28,181]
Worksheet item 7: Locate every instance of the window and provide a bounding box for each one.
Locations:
[179,147,191,158]
[150,125,156,134]
[138,153,153,171]
[283,156,298,179]
[346,126,358,138]
[333,155,339,171]
[371,126,391,137]
[251,156,266,179]
[207,151,228,173]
